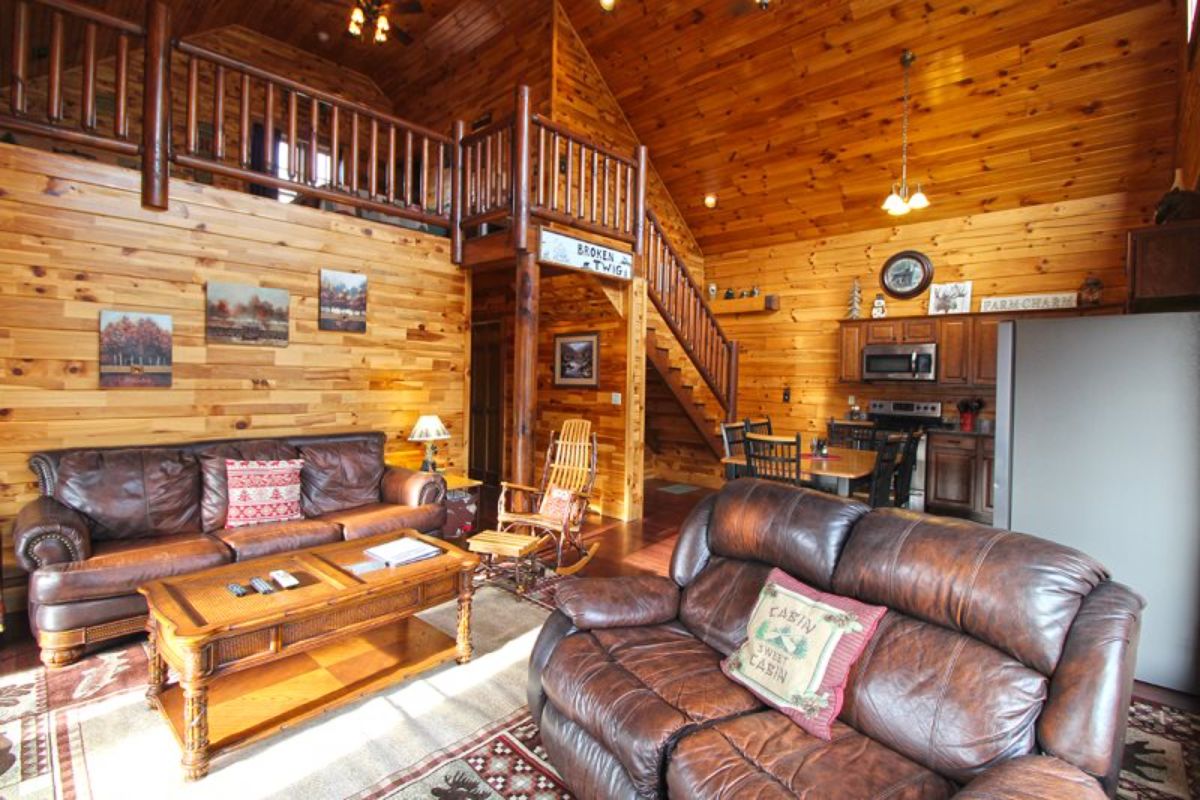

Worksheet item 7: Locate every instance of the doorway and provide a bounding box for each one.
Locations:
[469,321,505,522]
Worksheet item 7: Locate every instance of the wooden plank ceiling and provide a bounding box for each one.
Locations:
[559,0,1182,251]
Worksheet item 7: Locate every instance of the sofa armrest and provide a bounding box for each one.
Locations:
[14,497,92,572]
[381,467,446,507]
[528,609,577,726]
[554,576,680,630]
[954,756,1107,800]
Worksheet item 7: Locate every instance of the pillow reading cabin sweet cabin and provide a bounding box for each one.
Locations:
[722,567,887,740]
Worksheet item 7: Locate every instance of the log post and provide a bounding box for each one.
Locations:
[633,145,648,255]
[622,273,648,521]
[141,0,171,210]
[451,120,464,264]
[513,85,532,252]
[511,250,539,493]
[726,341,740,423]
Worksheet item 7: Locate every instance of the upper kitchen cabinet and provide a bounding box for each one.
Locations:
[1127,222,1200,313]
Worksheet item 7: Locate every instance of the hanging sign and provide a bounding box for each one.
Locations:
[537,228,632,281]
[979,292,1078,313]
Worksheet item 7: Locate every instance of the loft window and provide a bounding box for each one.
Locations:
[275,139,333,203]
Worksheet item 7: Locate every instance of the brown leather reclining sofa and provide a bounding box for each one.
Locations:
[529,479,1143,799]
[14,431,446,668]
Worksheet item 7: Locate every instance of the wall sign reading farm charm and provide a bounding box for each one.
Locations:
[538,228,632,281]
[979,292,1078,313]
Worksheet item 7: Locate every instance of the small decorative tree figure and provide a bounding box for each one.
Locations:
[847,278,863,319]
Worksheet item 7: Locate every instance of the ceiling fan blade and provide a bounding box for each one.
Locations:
[391,27,414,45]
[391,1,424,13]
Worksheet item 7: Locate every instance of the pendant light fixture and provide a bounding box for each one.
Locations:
[881,50,930,216]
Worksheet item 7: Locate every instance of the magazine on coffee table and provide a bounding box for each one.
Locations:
[362,537,444,567]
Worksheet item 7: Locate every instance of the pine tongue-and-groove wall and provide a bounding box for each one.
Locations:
[0,148,467,615]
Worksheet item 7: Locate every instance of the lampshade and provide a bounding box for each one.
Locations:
[408,415,450,442]
[907,187,930,209]
[881,190,908,214]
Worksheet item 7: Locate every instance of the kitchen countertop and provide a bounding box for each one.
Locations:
[928,428,995,438]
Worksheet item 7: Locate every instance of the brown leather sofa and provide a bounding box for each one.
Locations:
[14,431,447,668]
[528,479,1143,799]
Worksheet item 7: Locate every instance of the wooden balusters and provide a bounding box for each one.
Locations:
[452,120,464,263]
[115,33,128,137]
[213,65,226,161]
[239,73,251,167]
[11,1,29,115]
[288,89,299,181]
[368,118,378,197]
[421,136,430,210]
[330,105,340,188]
[308,96,319,185]
[47,11,64,121]
[404,130,414,206]
[349,112,359,194]
[263,83,275,174]
[185,57,198,154]
[81,22,97,130]
[386,125,396,204]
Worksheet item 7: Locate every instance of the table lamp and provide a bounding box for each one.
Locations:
[408,415,451,472]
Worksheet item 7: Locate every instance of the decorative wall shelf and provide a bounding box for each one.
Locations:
[713,295,780,315]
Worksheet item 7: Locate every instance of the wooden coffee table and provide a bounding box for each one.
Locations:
[138,530,479,781]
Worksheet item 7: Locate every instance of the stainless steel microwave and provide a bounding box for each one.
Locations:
[862,343,937,381]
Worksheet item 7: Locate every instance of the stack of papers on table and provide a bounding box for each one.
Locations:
[363,538,443,567]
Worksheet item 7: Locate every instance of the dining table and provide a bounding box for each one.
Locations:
[720,445,880,497]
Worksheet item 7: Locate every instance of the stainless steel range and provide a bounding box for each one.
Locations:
[866,400,945,511]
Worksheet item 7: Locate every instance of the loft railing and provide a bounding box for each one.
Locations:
[644,209,738,421]
[173,40,452,227]
[0,0,454,226]
[0,0,145,159]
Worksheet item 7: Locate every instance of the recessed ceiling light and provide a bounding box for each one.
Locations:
[317,30,330,43]
[704,194,718,208]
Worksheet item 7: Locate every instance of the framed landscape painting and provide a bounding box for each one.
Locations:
[99,310,172,388]
[554,332,599,387]
[319,269,368,333]
[205,282,289,346]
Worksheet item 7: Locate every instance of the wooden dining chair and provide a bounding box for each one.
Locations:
[892,431,923,508]
[719,421,748,480]
[742,417,773,436]
[855,435,906,507]
[744,432,816,489]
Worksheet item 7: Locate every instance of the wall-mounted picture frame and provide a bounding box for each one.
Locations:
[206,282,290,346]
[928,281,974,315]
[880,250,933,299]
[553,332,599,387]
[99,310,173,388]
[319,269,368,333]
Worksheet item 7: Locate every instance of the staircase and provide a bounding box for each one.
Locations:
[642,209,738,458]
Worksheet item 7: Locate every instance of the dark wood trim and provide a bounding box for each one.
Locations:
[531,208,636,244]
[0,114,139,155]
[34,0,144,35]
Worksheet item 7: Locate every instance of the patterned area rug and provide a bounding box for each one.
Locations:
[1,574,1196,799]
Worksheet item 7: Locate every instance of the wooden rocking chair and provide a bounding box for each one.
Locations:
[496,419,600,575]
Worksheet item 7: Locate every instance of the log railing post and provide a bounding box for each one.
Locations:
[141,0,170,210]
[513,85,532,252]
[726,341,740,423]
[633,145,648,255]
[512,250,539,490]
[451,119,465,264]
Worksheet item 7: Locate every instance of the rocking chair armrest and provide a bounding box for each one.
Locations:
[499,481,543,495]
[554,576,680,630]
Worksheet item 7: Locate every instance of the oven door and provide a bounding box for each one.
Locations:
[862,344,937,381]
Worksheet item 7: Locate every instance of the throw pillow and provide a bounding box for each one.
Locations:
[722,567,886,741]
[225,459,305,528]
[538,487,576,522]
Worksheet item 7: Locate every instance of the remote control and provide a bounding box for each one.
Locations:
[249,577,275,595]
[226,582,248,598]
[269,569,299,590]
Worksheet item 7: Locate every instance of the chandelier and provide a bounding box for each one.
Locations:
[348,0,390,44]
[881,50,930,216]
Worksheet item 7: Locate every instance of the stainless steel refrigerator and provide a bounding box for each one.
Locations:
[994,312,1200,693]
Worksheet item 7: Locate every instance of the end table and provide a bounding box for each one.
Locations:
[441,474,483,540]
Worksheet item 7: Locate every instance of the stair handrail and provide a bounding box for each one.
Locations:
[643,208,738,421]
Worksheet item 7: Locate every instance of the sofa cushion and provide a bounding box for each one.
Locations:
[225,458,305,527]
[53,448,202,539]
[680,556,773,655]
[30,594,148,635]
[319,502,445,539]
[542,623,763,797]
[839,611,1047,784]
[298,439,385,516]
[666,710,956,800]
[832,508,1107,675]
[196,439,300,532]
[30,534,231,604]
[213,518,341,561]
[722,568,887,740]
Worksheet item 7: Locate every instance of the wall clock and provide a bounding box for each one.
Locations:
[879,251,933,299]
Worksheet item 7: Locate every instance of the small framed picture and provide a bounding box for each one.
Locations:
[928,281,973,315]
[880,250,933,299]
[319,269,367,333]
[554,333,599,387]
[99,310,173,388]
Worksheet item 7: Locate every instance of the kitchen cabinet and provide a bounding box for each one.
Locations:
[971,316,1005,386]
[1127,221,1200,313]
[926,431,993,523]
[902,319,936,342]
[865,321,901,343]
[839,323,862,382]
[937,318,970,385]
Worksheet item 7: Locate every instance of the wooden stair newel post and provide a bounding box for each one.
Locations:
[511,86,538,501]
[142,0,170,210]
[622,271,648,521]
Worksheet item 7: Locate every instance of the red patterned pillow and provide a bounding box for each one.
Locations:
[722,568,886,741]
[225,459,304,528]
[538,487,576,523]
